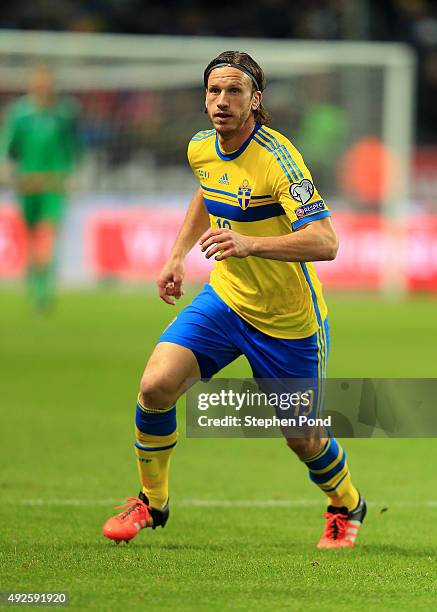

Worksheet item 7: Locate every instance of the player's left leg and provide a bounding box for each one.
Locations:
[241,317,366,548]
[296,437,366,549]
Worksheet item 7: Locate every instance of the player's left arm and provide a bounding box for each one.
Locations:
[68,97,83,167]
[199,216,338,262]
[250,216,338,262]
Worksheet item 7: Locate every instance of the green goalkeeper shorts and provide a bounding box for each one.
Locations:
[19,193,66,228]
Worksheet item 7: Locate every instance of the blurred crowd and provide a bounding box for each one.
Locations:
[1,0,437,145]
[0,0,435,43]
[1,0,437,204]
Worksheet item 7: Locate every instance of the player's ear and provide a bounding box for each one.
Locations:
[251,90,262,111]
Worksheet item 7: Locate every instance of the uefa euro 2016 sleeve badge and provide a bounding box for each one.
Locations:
[238,179,252,210]
[289,179,314,205]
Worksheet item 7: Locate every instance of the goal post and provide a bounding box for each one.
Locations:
[0,30,416,293]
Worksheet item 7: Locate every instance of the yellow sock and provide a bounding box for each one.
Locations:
[134,395,177,510]
[303,438,359,512]
[135,427,178,509]
[327,470,359,511]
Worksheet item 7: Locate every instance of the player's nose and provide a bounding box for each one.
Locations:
[216,93,229,107]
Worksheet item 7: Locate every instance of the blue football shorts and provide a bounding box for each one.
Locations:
[158,284,329,419]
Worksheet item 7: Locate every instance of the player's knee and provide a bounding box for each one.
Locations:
[139,374,177,411]
[286,436,323,459]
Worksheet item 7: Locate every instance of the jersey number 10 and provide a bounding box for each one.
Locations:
[216,218,232,230]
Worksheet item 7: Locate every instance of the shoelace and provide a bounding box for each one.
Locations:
[323,512,348,540]
[114,497,147,521]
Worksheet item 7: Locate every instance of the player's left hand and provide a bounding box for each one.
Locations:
[199,227,253,261]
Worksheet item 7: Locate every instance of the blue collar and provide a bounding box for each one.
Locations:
[215,123,261,161]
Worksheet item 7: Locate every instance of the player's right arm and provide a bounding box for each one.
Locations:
[157,187,210,305]
[0,104,19,185]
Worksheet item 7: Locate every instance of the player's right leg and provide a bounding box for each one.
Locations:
[19,194,41,308]
[20,192,64,311]
[102,341,200,543]
[135,342,201,512]
[30,220,57,308]
[103,284,241,543]
[30,193,65,310]
[103,342,200,542]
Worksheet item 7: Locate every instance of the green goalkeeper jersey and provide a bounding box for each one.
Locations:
[0,95,81,175]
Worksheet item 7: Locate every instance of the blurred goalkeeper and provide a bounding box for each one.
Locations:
[103,51,366,549]
[0,65,81,311]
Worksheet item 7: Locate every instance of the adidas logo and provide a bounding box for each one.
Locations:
[218,173,230,185]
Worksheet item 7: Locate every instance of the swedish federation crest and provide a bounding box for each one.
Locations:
[237,179,252,210]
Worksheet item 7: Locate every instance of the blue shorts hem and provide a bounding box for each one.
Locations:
[157,335,220,379]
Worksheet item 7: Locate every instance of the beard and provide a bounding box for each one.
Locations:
[207,107,252,137]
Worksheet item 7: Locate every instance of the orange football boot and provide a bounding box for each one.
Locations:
[317,496,366,549]
[103,492,169,543]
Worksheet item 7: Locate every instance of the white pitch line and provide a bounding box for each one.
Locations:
[5,498,437,508]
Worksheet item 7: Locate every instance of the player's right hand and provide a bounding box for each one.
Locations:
[0,161,13,185]
[157,259,185,305]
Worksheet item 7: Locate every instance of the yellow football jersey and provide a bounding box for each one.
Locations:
[187,124,330,339]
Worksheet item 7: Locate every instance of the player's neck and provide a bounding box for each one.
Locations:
[32,93,56,108]
[217,118,257,153]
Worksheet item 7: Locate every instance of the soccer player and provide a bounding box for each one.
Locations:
[103,51,366,549]
[0,65,81,310]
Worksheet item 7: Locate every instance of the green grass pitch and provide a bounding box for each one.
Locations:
[0,288,436,610]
